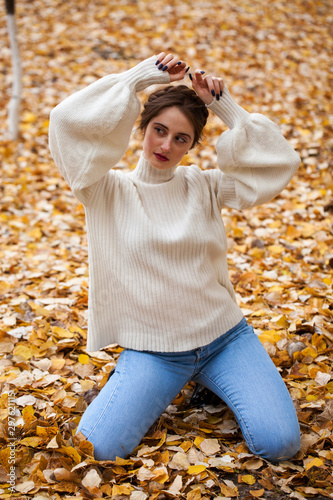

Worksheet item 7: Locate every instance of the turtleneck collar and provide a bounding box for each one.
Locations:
[129,152,177,184]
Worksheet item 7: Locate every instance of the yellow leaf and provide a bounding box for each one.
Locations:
[305,458,324,470]
[20,436,42,448]
[194,436,205,448]
[154,468,169,484]
[275,315,289,328]
[250,489,265,497]
[308,366,319,379]
[27,227,43,240]
[268,244,284,255]
[60,446,82,464]
[22,406,34,416]
[187,486,202,500]
[187,465,207,474]
[326,382,333,393]
[51,326,75,339]
[249,247,265,259]
[286,225,301,239]
[250,310,266,317]
[78,354,90,364]
[299,223,316,237]
[115,456,134,465]
[269,285,284,292]
[220,483,239,497]
[50,358,66,371]
[268,220,281,228]
[166,439,182,445]
[233,227,244,238]
[13,344,33,360]
[180,441,193,452]
[79,439,94,457]
[22,111,37,123]
[241,474,256,485]
[69,325,87,335]
[301,346,317,359]
[298,128,311,136]
[0,448,10,468]
[0,281,10,294]
[258,331,281,344]
[36,426,58,439]
[112,484,133,495]
[199,427,213,433]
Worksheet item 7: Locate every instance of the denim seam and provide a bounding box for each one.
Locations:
[80,350,128,441]
[197,371,260,456]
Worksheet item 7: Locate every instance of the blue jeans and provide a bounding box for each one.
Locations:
[77,318,300,462]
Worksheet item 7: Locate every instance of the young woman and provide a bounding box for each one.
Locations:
[49,52,301,463]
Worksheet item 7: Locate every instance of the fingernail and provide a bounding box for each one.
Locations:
[216,94,220,101]
[211,89,215,97]
[200,71,205,74]
[155,60,160,65]
[158,63,164,70]
[162,65,168,71]
[185,66,190,73]
[220,91,223,96]
[177,61,182,65]
[189,73,193,81]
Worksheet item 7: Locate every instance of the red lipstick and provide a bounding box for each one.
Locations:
[154,153,168,162]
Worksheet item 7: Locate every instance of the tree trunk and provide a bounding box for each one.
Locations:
[6,0,22,140]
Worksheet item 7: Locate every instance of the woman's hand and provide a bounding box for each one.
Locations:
[155,52,188,82]
[190,70,225,105]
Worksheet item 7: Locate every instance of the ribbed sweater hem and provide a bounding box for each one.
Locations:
[207,87,250,129]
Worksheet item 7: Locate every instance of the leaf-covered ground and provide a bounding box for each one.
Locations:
[0,0,332,499]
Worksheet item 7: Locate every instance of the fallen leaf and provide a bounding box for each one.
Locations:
[187,465,207,475]
[81,468,102,488]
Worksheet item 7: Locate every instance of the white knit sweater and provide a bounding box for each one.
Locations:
[49,56,300,352]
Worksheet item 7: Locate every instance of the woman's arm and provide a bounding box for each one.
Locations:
[191,72,301,210]
[49,56,175,206]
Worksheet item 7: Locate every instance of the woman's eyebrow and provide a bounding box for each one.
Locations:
[153,122,192,139]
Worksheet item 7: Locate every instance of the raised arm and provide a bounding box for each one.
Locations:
[191,71,301,210]
[49,56,172,205]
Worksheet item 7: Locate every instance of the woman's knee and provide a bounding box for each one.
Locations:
[77,421,143,461]
[248,422,300,463]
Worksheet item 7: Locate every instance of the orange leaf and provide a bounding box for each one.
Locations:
[250,489,265,497]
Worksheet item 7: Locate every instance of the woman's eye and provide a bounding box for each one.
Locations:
[155,127,164,134]
[176,136,187,143]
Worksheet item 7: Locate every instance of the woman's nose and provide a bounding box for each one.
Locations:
[161,138,171,152]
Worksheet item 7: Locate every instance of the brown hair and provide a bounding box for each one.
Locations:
[139,85,208,149]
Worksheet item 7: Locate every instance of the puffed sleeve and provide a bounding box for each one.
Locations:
[204,87,301,210]
[49,57,170,206]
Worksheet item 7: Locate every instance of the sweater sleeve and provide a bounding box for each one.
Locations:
[205,87,301,210]
[49,56,170,205]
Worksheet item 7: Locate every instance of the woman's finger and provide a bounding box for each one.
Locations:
[155,52,166,65]
[169,61,188,82]
[193,70,206,86]
[218,78,225,95]
[212,77,221,100]
[156,53,176,71]
[204,75,215,96]
[168,60,187,73]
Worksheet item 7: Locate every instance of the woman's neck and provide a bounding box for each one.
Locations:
[129,152,177,184]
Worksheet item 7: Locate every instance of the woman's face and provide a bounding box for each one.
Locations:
[143,106,194,170]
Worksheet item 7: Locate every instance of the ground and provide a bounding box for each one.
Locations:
[0,0,332,498]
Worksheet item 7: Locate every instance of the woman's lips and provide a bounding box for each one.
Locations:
[154,153,168,162]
